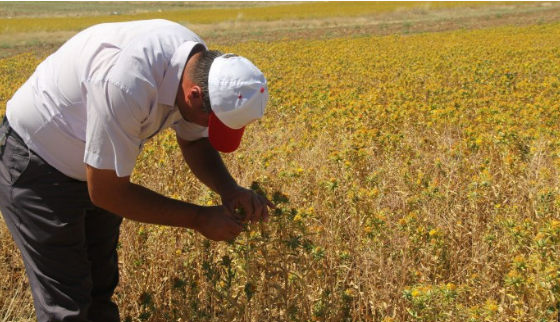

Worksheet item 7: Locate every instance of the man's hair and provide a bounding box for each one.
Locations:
[191,49,225,113]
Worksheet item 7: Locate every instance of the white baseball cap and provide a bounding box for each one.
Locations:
[208,54,269,153]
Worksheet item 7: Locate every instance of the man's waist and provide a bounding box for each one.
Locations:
[2,116,26,146]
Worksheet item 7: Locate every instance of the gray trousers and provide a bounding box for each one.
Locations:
[0,117,122,322]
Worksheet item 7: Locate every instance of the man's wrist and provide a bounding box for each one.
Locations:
[216,181,239,198]
[191,204,206,232]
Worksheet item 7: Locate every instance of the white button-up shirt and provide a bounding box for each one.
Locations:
[6,19,209,181]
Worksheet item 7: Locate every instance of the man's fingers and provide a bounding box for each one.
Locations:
[226,215,243,240]
[225,188,276,224]
[233,199,253,222]
[257,195,270,222]
[260,196,275,222]
[229,224,242,236]
[228,213,244,229]
[244,199,254,222]
[251,195,265,223]
[225,204,243,225]
[266,199,276,209]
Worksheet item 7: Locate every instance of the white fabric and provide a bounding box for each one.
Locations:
[6,19,208,181]
[208,55,268,129]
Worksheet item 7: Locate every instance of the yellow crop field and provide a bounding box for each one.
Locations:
[1,3,560,322]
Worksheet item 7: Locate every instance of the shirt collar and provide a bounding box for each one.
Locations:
[158,41,202,107]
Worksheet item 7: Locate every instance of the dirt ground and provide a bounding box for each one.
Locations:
[1,2,560,58]
[198,2,560,45]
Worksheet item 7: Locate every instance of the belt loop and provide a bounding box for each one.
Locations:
[1,115,10,130]
[1,115,11,133]
[0,116,9,155]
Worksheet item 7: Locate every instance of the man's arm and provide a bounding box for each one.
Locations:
[86,165,242,241]
[176,136,274,222]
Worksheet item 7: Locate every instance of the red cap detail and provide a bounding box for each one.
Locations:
[260,87,265,93]
[208,112,246,153]
[238,94,243,99]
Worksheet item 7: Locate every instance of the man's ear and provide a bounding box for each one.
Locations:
[187,86,203,101]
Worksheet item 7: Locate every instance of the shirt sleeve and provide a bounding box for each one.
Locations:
[172,118,209,141]
[83,80,147,177]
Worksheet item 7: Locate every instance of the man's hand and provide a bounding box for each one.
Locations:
[177,137,276,224]
[221,185,275,223]
[195,206,244,241]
